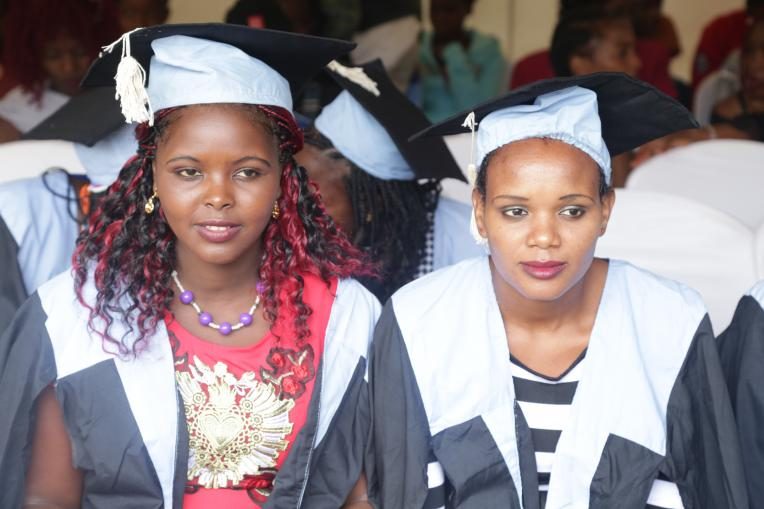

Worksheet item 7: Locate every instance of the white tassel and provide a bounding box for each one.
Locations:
[327,60,380,96]
[102,28,154,125]
[462,111,486,245]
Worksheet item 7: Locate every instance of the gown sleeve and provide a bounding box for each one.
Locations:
[664,315,750,509]
[0,215,28,333]
[717,292,764,508]
[0,292,58,508]
[366,301,433,509]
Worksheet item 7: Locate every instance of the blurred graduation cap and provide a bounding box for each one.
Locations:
[412,73,698,168]
[24,87,124,147]
[314,59,466,182]
[81,23,355,124]
[23,87,137,187]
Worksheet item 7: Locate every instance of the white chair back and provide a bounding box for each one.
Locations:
[0,139,84,185]
[595,189,756,332]
[441,133,473,205]
[627,140,764,229]
[693,68,740,126]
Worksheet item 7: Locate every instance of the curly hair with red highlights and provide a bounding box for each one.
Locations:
[73,105,372,356]
[2,0,119,99]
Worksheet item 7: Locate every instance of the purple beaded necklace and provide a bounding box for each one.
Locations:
[171,270,262,336]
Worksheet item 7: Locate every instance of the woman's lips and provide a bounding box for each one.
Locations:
[194,221,242,243]
[520,261,567,280]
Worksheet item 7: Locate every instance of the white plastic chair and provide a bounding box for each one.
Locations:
[595,189,757,332]
[441,133,473,205]
[693,68,740,126]
[0,139,84,185]
[627,140,764,229]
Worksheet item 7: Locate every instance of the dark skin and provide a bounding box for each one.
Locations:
[430,0,473,65]
[156,105,280,347]
[118,0,169,32]
[569,19,641,77]
[41,33,91,97]
[473,139,614,377]
[24,104,369,507]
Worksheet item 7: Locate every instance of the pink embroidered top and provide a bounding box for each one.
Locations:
[167,274,338,508]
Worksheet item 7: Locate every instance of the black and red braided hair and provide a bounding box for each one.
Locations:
[73,104,372,356]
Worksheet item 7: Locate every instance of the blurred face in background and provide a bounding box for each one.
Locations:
[742,21,764,104]
[41,33,91,96]
[119,0,169,32]
[570,18,641,77]
[430,0,471,40]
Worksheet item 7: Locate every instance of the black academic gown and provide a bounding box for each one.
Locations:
[367,257,749,509]
[0,270,379,508]
[718,282,764,509]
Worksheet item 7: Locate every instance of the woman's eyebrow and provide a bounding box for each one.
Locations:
[559,194,596,203]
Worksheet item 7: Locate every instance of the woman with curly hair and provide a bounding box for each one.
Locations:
[297,59,482,303]
[0,24,378,509]
[0,0,119,141]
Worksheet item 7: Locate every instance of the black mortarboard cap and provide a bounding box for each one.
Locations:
[82,23,355,98]
[323,59,466,182]
[24,87,124,146]
[411,73,698,157]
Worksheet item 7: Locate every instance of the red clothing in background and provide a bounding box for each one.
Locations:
[509,45,676,98]
[692,9,747,90]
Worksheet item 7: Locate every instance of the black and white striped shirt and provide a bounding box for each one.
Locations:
[422,353,685,509]
[511,353,684,509]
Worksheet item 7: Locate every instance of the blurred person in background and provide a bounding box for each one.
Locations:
[117,0,169,32]
[418,0,506,122]
[297,60,482,302]
[225,0,333,118]
[549,4,641,79]
[349,0,421,92]
[692,0,764,91]
[0,0,118,142]
[549,4,641,186]
[0,88,135,334]
[633,18,764,168]
[511,0,677,104]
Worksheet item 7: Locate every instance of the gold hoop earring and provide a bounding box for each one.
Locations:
[271,201,280,219]
[144,190,158,214]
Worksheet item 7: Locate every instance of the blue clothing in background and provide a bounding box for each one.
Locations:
[419,30,506,122]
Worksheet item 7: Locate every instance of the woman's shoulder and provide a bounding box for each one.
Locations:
[333,277,381,319]
[607,259,707,317]
[390,256,488,321]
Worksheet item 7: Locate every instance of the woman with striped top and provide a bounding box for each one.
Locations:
[366,74,749,508]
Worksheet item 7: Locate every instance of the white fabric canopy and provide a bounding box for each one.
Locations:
[595,189,756,331]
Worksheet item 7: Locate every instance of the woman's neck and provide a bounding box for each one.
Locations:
[173,246,263,300]
[490,258,607,334]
